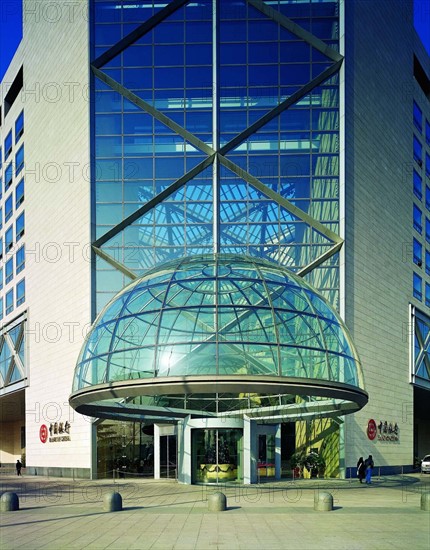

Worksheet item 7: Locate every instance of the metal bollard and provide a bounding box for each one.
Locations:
[208,492,227,512]
[421,493,430,512]
[103,491,122,512]
[1,492,19,512]
[314,491,333,512]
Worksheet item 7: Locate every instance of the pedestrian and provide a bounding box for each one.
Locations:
[356,456,365,483]
[365,454,374,484]
[16,459,22,476]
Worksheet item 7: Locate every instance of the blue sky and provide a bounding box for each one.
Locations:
[0,1,429,81]
[0,0,22,80]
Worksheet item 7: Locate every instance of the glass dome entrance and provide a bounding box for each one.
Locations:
[70,254,367,421]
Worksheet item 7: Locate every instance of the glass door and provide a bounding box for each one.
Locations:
[192,429,242,483]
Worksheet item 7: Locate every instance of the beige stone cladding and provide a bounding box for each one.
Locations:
[20,0,92,473]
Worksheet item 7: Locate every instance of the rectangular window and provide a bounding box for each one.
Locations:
[414,272,423,300]
[426,283,430,308]
[413,238,422,266]
[0,238,3,260]
[4,130,12,160]
[16,279,25,306]
[414,101,422,132]
[0,146,2,170]
[414,204,422,233]
[0,176,3,201]
[15,110,24,143]
[426,186,430,211]
[16,245,25,274]
[0,208,2,230]
[5,194,13,222]
[5,226,13,251]
[5,163,13,188]
[15,145,24,176]
[426,250,430,276]
[414,135,423,166]
[426,218,430,243]
[15,178,24,208]
[16,212,24,241]
[414,169,422,199]
[426,120,430,147]
[6,289,13,315]
[0,267,3,290]
[0,298,3,321]
[426,153,430,180]
[5,258,13,284]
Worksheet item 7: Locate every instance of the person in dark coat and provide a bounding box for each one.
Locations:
[365,454,374,484]
[356,456,365,483]
[16,459,22,476]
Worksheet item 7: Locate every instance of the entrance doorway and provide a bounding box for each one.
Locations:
[160,435,177,479]
[192,429,242,483]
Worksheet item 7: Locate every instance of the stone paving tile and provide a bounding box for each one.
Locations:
[1,475,429,550]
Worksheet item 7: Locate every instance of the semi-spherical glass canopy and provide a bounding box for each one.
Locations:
[70,255,367,420]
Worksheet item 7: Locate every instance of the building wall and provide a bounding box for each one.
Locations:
[20,0,92,475]
[344,0,415,468]
[0,420,23,464]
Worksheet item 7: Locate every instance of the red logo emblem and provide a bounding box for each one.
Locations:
[40,424,48,443]
[367,419,377,440]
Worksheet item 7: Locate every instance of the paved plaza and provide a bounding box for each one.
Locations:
[0,474,429,549]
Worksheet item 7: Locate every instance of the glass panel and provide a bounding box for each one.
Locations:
[192,429,242,483]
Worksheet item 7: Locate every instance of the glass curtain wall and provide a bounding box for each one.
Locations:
[91,0,340,477]
[92,0,340,311]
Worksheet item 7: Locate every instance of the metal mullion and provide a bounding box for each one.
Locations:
[218,154,343,245]
[93,0,190,69]
[219,61,342,157]
[213,0,220,254]
[94,155,215,248]
[246,0,341,62]
[92,67,214,156]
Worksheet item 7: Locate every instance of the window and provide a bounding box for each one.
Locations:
[0,176,2,200]
[426,120,430,147]
[0,238,3,260]
[0,298,3,321]
[414,170,422,199]
[4,130,12,160]
[426,283,430,308]
[414,135,423,166]
[15,111,24,143]
[414,204,422,233]
[413,238,422,266]
[15,145,24,176]
[16,245,25,274]
[414,272,422,300]
[16,279,25,306]
[0,146,2,170]
[414,101,422,132]
[426,186,430,211]
[426,218,430,243]
[0,267,3,290]
[0,208,2,230]
[5,226,13,251]
[5,194,13,222]
[426,250,430,276]
[16,212,24,241]
[426,153,430,180]
[5,163,13,188]
[6,289,13,315]
[6,258,13,284]
[15,178,24,208]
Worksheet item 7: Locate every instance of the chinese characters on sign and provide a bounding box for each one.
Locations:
[367,419,399,442]
[40,421,72,442]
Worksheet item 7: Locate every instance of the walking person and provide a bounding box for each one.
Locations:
[16,459,22,476]
[365,454,374,484]
[357,456,366,483]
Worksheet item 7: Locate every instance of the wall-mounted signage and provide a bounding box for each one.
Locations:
[367,419,399,442]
